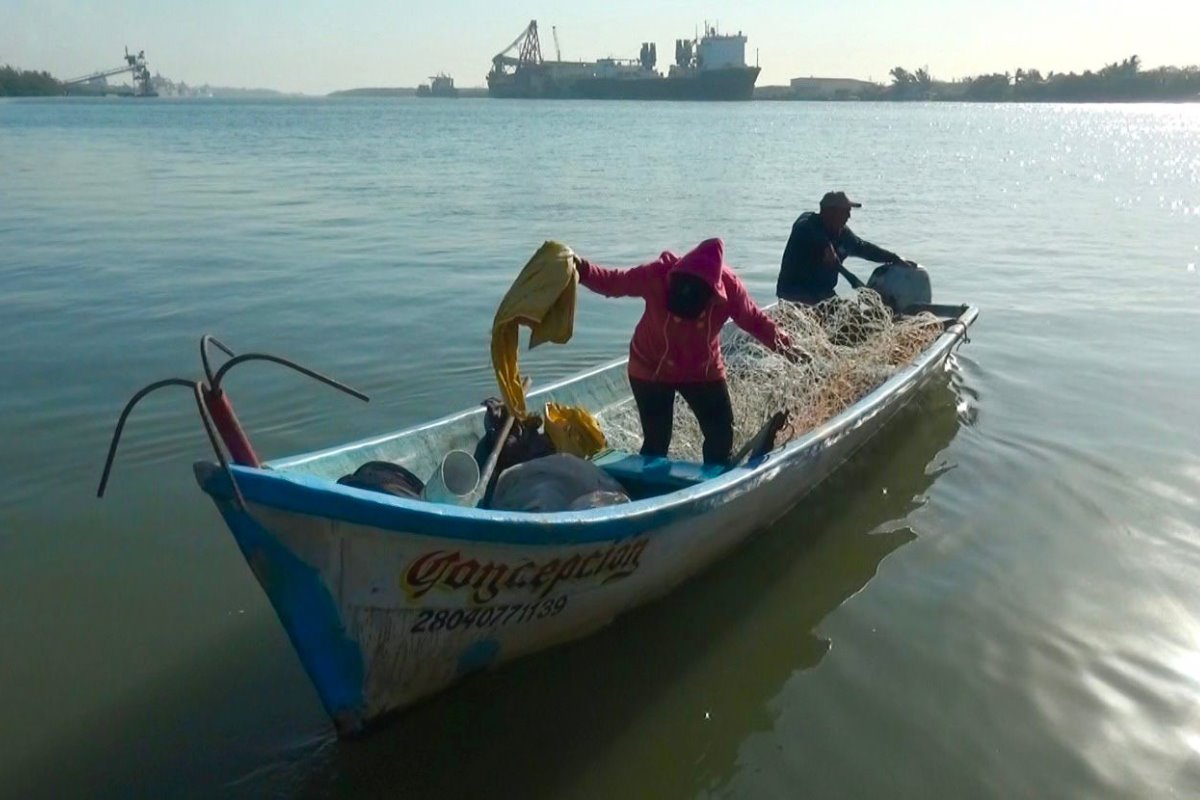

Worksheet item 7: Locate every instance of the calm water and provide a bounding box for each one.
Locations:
[2,97,1199,799]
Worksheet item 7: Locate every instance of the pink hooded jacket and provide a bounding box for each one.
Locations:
[578,238,787,383]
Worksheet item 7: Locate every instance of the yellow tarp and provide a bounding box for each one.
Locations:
[544,402,607,459]
[490,241,607,458]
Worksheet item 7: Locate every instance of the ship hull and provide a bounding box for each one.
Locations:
[488,66,760,101]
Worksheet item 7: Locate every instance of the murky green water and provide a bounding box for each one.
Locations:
[1,98,1198,798]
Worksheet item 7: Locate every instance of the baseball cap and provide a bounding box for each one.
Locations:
[819,191,863,209]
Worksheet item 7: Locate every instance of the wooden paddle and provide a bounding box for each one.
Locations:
[474,377,531,506]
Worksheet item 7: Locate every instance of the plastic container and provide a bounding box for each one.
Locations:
[422,450,481,506]
[867,262,933,312]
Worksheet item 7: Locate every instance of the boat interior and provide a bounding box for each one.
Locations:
[268,356,707,503]
[265,304,971,506]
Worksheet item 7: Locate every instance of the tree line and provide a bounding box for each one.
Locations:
[885,56,1200,102]
[0,65,63,96]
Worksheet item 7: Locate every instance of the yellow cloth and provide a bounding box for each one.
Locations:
[489,241,608,457]
[544,402,607,459]
[491,241,579,418]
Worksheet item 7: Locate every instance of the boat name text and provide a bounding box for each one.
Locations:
[402,538,649,604]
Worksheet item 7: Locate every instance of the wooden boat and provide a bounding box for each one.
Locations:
[191,302,977,737]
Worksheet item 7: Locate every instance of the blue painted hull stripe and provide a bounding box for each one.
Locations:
[219,502,366,726]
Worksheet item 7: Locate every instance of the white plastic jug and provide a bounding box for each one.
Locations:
[422,450,481,506]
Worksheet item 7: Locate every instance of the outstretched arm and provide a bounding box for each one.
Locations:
[726,275,791,352]
[575,256,663,299]
[843,229,902,264]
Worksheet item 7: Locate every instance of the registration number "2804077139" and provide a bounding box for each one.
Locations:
[410,596,568,634]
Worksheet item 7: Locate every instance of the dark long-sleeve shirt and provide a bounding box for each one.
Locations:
[776,212,901,302]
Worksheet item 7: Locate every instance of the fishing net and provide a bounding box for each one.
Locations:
[597,291,945,461]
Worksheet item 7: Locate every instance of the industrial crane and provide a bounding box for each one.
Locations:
[64,48,157,97]
[490,20,543,72]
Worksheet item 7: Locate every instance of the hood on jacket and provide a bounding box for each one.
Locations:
[670,238,728,301]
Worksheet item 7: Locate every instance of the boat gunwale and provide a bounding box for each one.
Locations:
[196,304,977,543]
[266,354,632,472]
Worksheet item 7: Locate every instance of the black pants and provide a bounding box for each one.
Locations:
[629,377,734,466]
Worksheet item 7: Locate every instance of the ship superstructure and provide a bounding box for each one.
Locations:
[486,21,760,101]
[417,73,459,97]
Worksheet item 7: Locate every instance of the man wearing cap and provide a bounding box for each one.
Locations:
[776,191,910,305]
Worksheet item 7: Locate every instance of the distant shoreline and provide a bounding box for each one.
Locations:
[5,92,1197,105]
[324,88,1199,104]
[327,86,489,98]
[762,58,1200,104]
[755,92,1200,104]
[6,61,1198,104]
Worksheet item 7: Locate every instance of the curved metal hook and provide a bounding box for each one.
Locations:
[211,353,369,402]
[97,378,196,497]
[200,335,236,387]
[97,377,248,512]
[191,382,246,512]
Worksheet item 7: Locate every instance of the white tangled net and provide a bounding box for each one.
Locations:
[597,292,945,461]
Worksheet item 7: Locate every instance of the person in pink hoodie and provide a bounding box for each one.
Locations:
[575,238,792,466]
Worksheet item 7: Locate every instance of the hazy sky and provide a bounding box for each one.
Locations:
[2,0,1196,94]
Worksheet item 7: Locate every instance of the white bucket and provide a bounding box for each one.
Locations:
[422,450,481,506]
[867,262,932,312]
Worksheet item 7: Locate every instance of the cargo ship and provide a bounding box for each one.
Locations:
[417,73,459,98]
[486,21,760,101]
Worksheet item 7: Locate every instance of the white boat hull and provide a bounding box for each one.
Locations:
[197,303,977,735]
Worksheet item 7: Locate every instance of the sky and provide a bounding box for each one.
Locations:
[2,0,1196,94]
